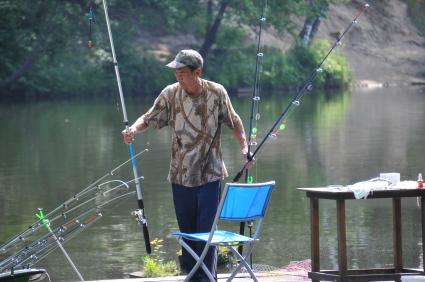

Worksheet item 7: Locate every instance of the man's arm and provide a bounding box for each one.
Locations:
[232,117,248,155]
[231,116,255,169]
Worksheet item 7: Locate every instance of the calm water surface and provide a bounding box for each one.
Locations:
[0,86,424,281]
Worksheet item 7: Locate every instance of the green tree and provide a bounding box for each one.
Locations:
[0,0,349,98]
[0,1,88,93]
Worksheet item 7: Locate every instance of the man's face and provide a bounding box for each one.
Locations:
[174,66,201,89]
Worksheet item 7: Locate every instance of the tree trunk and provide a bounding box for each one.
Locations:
[299,17,316,46]
[199,0,230,66]
[0,46,41,89]
[299,0,330,46]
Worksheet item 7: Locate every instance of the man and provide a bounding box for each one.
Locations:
[122,49,253,281]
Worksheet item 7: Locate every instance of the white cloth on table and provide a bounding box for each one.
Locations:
[346,179,391,199]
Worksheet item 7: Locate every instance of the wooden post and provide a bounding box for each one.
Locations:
[393,197,402,272]
[336,199,347,276]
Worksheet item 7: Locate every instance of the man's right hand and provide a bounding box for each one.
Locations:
[122,127,136,144]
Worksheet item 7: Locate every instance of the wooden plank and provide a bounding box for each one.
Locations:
[85,271,312,282]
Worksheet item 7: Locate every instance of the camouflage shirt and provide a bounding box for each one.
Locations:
[142,79,240,187]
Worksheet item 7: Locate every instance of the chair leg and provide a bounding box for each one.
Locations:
[227,244,258,282]
[177,237,216,282]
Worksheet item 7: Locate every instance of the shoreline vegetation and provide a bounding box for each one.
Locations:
[0,1,424,100]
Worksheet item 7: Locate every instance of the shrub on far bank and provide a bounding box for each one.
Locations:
[206,37,351,92]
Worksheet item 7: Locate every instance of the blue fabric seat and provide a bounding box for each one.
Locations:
[171,180,276,282]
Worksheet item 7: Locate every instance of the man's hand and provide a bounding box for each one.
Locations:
[122,127,136,144]
[242,148,256,170]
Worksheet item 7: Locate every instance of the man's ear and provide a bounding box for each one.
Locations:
[195,67,202,77]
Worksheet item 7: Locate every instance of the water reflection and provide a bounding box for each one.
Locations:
[0,86,424,281]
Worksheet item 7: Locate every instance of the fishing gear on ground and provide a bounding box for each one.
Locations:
[0,179,140,273]
[0,151,148,273]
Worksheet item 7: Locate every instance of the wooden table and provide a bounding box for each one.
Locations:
[298,187,425,282]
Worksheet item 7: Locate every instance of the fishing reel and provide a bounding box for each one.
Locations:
[131,209,147,225]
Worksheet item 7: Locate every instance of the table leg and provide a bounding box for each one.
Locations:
[336,199,347,276]
[393,197,402,272]
[311,197,320,276]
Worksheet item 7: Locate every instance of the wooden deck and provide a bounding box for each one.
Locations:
[84,271,311,282]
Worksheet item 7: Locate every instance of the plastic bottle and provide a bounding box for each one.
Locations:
[418,173,424,188]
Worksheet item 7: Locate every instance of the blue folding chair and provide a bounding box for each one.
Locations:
[171,180,276,282]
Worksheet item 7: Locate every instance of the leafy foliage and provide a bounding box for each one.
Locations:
[0,0,351,99]
[141,238,180,277]
[248,39,351,90]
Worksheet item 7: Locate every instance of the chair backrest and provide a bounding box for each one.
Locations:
[219,181,275,222]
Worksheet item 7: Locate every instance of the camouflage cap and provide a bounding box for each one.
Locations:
[166,49,203,69]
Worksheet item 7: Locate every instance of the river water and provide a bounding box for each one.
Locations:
[0,86,424,281]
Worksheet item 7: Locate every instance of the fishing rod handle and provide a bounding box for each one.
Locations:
[133,204,151,254]
[142,224,151,254]
[233,169,244,182]
[233,151,253,182]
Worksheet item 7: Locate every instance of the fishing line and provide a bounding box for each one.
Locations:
[101,0,151,254]
[233,2,370,183]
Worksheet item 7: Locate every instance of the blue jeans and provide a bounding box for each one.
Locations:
[172,180,220,280]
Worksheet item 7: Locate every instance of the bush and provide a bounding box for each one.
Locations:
[142,256,180,277]
[205,28,351,92]
[271,39,351,89]
[141,238,180,278]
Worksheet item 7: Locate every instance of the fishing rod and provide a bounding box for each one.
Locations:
[239,0,267,255]
[245,0,266,185]
[1,178,133,257]
[101,0,151,254]
[1,209,104,273]
[0,149,147,254]
[1,179,137,273]
[36,209,85,282]
[233,2,370,183]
